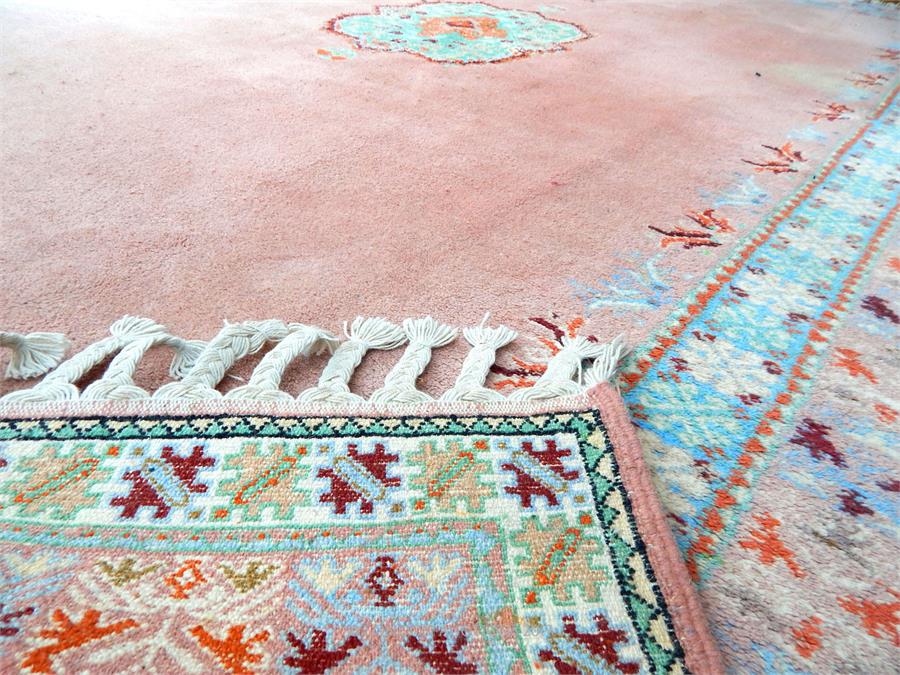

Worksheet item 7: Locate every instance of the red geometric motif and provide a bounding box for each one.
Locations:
[318,443,400,514]
[0,604,35,637]
[365,556,404,606]
[539,614,639,674]
[502,440,579,508]
[111,445,214,519]
[405,630,478,674]
[283,629,363,673]
[789,418,846,467]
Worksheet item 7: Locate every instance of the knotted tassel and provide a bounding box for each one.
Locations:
[370,317,457,403]
[584,335,629,387]
[226,324,339,401]
[80,330,206,400]
[0,330,70,379]
[509,334,609,401]
[154,320,290,400]
[441,314,516,402]
[1,317,173,402]
[298,317,406,404]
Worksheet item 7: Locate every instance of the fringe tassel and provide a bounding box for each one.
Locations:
[510,334,612,401]
[298,317,406,403]
[0,315,626,404]
[584,335,629,387]
[226,325,338,401]
[0,330,70,380]
[1,317,173,403]
[442,314,516,402]
[154,320,290,400]
[169,337,208,380]
[81,330,207,401]
[370,317,457,403]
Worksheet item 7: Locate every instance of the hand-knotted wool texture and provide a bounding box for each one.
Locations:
[0,386,720,674]
[3,1,900,674]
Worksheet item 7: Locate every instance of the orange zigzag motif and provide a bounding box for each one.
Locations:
[738,512,805,578]
[190,624,271,675]
[21,608,138,674]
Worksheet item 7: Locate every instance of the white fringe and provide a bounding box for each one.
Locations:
[0,330,70,379]
[298,317,405,403]
[584,335,629,387]
[1,316,628,404]
[81,331,206,401]
[153,320,290,400]
[370,317,457,403]
[509,334,622,401]
[226,325,338,401]
[1,317,173,403]
[441,314,516,402]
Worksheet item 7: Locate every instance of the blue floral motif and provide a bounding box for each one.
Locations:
[329,2,588,64]
[570,254,676,317]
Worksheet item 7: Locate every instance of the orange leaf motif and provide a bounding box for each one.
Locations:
[190,624,270,675]
[791,616,823,658]
[22,609,138,674]
[838,589,900,647]
[738,512,805,578]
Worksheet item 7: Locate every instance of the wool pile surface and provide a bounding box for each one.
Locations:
[2,1,899,673]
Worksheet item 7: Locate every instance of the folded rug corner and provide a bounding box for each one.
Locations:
[0,382,722,674]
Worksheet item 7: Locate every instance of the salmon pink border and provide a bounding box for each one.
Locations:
[588,384,723,674]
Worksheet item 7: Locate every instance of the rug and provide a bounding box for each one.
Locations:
[0,369,721,673]
[496,48,900,675]
[2,0,897,399]
[2,1,899,673]
[613,87,900,673]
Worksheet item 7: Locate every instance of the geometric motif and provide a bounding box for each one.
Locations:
[539,614,641,673]
[513,514,608,605]
[501,439,580,508]
[217,441,309,521]
[409,437,492,513]
[111,444,215,520]
[328,2,588,65]
[0,443,112,520]
[316,441,400,516]
[0,402,713,673]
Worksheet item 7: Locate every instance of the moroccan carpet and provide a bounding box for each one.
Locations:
[0,375,722,674]
[2,0,899,673]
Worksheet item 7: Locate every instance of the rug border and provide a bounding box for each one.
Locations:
[0,384,724,673]
[589,383,724,675]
